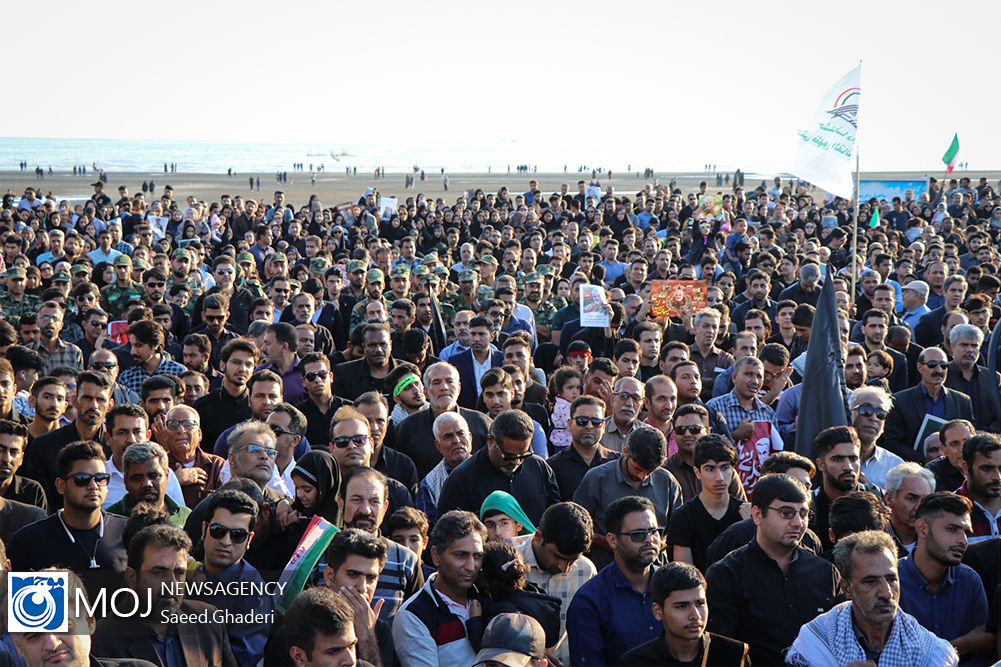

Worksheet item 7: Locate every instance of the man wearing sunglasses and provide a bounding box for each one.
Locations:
[883,347,974,463]
[8,441,128,581]
[191,255,254,334]
[567,495,663,666]
[295,352,346,449]
[189,488,272,667]
[845,386,904,490]
[546,395,618,501]
[437,409,560,528]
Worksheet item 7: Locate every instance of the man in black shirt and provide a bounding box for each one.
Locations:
[546,396,618,501]
[294,352,345,450]
[667,435,744,573]
[193,337,258,450]
[23,371,114,511]
[706,473,840,665]
[927,419,972,492]
[437,409,560,525]
[355,391,419,495]
[620,562,750,666]
[0,419,47,511]
[8,441,127,596]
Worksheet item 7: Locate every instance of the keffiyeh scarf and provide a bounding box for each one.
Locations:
[785,601,958,667]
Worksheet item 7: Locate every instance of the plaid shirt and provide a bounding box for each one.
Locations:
[706,389,778,431]
[512,533,597,667]
[29,338,84,374]
[118,355,187,394]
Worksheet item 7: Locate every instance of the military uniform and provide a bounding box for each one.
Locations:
[527,300,558,342]
[546,294,568,311]
[0,292,40,324]
[166,272,205,315]
[239,278,267,301]
[101,281,146,318]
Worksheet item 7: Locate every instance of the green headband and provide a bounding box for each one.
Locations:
[393,374,420,398]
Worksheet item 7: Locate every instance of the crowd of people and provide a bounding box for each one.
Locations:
[0,171,998,666]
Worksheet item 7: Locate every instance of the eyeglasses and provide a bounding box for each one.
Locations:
[207,523,250,544]
[855,404,888,420]
[674,425,705,435]
[78,294,97,302]
[615,392,642,404]
[921,360,948,369]
[332,434,369,449]
[88,320,108,328]
[204,315,225,322]
[767,506,814,521]
[215,268,235,275]
[617,527,663,543]
[243,444,278,459]
[304,370,330,382]
[491,441,533,462]
[89,361,117,370]
[573,416,604,427]
[38,314,62,323]
[64,472,111,487]
[166,419,198,431]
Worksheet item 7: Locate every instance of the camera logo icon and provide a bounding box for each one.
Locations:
[7,573,68,633]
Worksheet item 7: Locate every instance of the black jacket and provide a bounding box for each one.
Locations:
[395,407,491,479]
[882,385,974,461]
[332,357,401,402]
[468,585,562,650]
[944,361,1001,433]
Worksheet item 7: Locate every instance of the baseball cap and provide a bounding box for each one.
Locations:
[367,268,385,283]
[414,265,430,277]
[237,252,255,264]
[113,255,133,266]
[459,269,477,282]
[902,280,929,297]
[5,267,26,280]
[390,265,411,279]
[475,285,495,301]
[268,252,287,264]
[422,252,439,265]
[309,257,330,273]
[478,255,499,266]
[525,272,543,284]
[346,259,367,274]
[71,263,92,275]
[473,614,545,667]
[133,257,150,271]
[171,248,191,261]
[52,271,71,283]
[432,265,448,276]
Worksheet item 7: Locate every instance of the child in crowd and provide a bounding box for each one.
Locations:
[549,367,583,452]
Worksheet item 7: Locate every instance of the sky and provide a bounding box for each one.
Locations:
[9,0,1001,173]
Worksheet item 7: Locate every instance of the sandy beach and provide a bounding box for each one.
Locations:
[5,169,1001,208]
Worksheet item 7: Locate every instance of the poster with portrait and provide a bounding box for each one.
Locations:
[579,284,611,327]
[379,197,397,221]
[649,280,708,318]
[147,215,168,240]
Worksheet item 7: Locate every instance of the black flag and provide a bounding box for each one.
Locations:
[794,266,849,459]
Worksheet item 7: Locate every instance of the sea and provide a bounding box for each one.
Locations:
[0,136,785,179]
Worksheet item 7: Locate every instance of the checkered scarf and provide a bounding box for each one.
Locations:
[785,601,958,667]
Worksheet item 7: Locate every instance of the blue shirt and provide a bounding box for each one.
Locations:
[900,304,931,332]
[920,383,947,419]
[706,390,778,431]
[598,259,628,286]
[566,560,660,665]
[898,553,987,641]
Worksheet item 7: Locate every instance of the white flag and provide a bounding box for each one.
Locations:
[793,65,860,199]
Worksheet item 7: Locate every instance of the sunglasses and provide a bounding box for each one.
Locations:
[491,442,533,462]
[207,523,250,544]
[856,404,888,420]
[89,361,116,370]
[269,424,295,438]
[617,527,663,544]
[64,472,111,487]
[921,360,948,368]
[88,320,108,328]
[674,425,705,435]
[573,416,604,427]
[204,315,225,322]
[146,282,165,288]
[332,434,369,449]
[215,267,235,275]
[304,370,330,382]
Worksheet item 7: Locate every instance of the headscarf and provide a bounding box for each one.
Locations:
[290,450,341,526]
[479,490,536,535]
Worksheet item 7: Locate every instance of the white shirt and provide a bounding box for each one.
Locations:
[103,458,186,510]
[472,353,492,396]
[860,446,904,490]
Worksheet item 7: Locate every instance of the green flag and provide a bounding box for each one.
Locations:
[942,133,960,174]
[869,209,879,228]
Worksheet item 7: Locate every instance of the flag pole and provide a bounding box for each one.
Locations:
[851,148,860,306]
[849,59,862,307]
